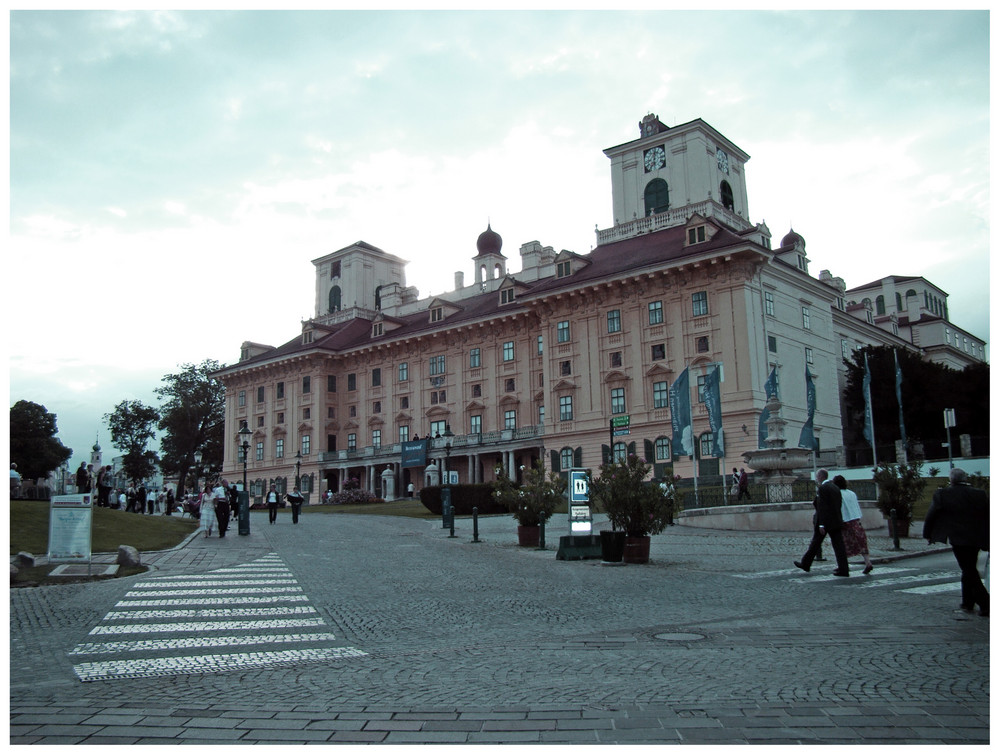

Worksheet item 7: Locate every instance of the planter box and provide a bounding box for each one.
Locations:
[556,535,602,561]
[600,530,626,562]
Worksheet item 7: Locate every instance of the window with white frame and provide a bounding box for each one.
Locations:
[503,341,515,361]
[765,291,775,316]
[607,309,622,333]
[648,301,664,325]
[429,355,446,375]
[398,362,408,382]
[557,321,570,343]
[255,441,264,461]
[653,381,669,409]
[802,306,811,330]
[300,435,311,455]
[504,410,517,429]
[655,436,671,461]
[275,438,284,459]
[469,348,481,368]
[692,291,709,317]
[559,395,573,421]
[610,387,626,414]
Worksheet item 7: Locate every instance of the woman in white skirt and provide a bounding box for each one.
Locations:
[833,475,873,574]
[199,483,216,537]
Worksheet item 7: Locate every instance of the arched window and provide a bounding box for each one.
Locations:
[329,286,342,313]
[655,436,671,461]
[644,179,669,216]
[374,285,382,311]
[875,295,885,315]
[895,293,903,311]
[560,447,574,471]
[699,432,716,458]
[720,180,734,211]
[612,442,628,463]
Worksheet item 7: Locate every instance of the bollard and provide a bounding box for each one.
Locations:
[890,507,901,551]
[472,507,480,543]
[538,518,546,550]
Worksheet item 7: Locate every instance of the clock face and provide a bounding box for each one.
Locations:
[716,148,730,174]
[644,145,666,173]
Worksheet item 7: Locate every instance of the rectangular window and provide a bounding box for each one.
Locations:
[805,347,814,364]
[560,360,572,376]
[347,373,357,391]
[610,351,622,368]
[303,408,310,420]
[372,429,381,449]
[328,375,337,392]
[372,368,381,387]
[697,375,707,404]
[276,382,284,399]
[257,387,265,404]
[469,348,481,368]
[504,378,515,393]
[373,401,381,414]
[557,260,571,277]
[841,339,849,359]
[398,426,409,443]
[347,433,356,451]
[430,420,447,437]
[430,307,443,322]
[557,321,570,343]
[537,335,544,355]
[559,396,573,421]
[302,376,311,394]
[255,441,264,461]
[610,387,626,414]
[301,435,311,455]
[278,412,285,423]
[472,384,482,398]
[768,335,778,352]
[653,381,669,409]
[327,434,336,452]
[504,410,517,430]
[696,336,710,353]
[503,341,515,361]
[275,438,284,459]
[648,301,664,325]
[692,291,709,317]
[802,306,811,330]
[470,415,482,435]
[538,405,545,425]
[398,362,408,382]
[257,416,264,427]
[238,390,246,407]
[607,309,622,333]
[764,291,775,317]
[500,288,515,304]
[400,396,409,409]
[651,343,665,361]
[429,355,446,375]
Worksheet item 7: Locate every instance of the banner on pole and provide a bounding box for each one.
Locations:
[798,368,818,450]
[670,367,693,457]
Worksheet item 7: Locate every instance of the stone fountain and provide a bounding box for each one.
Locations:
[742,393,814,503]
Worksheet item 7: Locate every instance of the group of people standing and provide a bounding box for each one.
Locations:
[75,461,176,514]
[198,480,240,537]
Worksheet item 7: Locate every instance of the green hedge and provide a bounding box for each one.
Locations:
[419,483,507,516]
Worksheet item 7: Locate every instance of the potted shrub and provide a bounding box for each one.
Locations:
[872,460,927,538]
[590,454,673,563]
[492,461,566,547]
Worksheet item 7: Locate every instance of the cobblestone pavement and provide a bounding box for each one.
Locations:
[10,510,989,744]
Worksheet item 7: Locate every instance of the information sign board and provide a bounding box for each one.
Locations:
[48,494,93,563]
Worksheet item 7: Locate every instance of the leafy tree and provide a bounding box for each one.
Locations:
[105,400,160,485]
[155,360,225,495]
[590,454,673,537]
[9,400,73,482]
[492,460,566,527]
[842,345,989,455]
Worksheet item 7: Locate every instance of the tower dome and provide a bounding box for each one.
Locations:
[476,223,503,257]
[781,228,805,249]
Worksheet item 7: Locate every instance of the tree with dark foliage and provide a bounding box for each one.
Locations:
[9,399,73,483]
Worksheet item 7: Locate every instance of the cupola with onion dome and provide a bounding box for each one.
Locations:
[473,222,507,286]
[781,228,805,250]
[776,227,810,273]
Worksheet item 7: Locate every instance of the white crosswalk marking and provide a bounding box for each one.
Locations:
[70,553,367,681]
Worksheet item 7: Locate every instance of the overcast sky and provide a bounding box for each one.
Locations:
[7,9,991,468]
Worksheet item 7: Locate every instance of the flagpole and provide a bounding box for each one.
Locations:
[864,354,877,468]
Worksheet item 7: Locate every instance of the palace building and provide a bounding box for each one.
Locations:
[215,114,986,501]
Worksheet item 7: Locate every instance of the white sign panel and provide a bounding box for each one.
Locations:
[48,494,93,563]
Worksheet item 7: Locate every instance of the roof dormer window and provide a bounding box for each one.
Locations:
[687,225,707,245]
[430,306,443,323]
[557,260,572,278]
[372,322,384,337]
[500,287,515,305]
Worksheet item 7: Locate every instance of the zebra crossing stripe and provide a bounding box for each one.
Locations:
[853,571,957,589]
[132,579,298,588]
[125,587,303,596]
[115,595,310,607]
[900,582,962,595]
[70,632,343,655]
[102,606,318,620]
[89,618,328,634]
[73,647,369,682]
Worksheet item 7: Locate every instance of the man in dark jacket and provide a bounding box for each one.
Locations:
[923,468,989,617]
[795,468,850,576]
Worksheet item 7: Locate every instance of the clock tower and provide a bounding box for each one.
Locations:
[603,114,752,236]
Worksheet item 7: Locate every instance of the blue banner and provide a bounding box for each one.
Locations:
[400,438,429,468]
[703,365,724,457]
[895,350,907,448]
[797,368,818,450]
[758,366,777,447]
[670,367,693,457]
[862,353,874,446]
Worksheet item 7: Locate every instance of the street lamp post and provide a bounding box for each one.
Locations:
[295,450,302,491]
[238,421,252,536]
[193,450,203,496]
[442,424,455,535]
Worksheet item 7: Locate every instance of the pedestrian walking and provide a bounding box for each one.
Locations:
[199,484,215,537]
[737,468,752,502]
[286,486,304,524]
[146,487,157,515]
[833,475,873,574]
[923,467,989,617]
[76,462,90,494]
[228,482,240,519]
[165,487,175,515]
[213,481,230,537]
[266,485,281,524]
[407,482,415,499]
[794,468,850,576]
[659,477,676,525]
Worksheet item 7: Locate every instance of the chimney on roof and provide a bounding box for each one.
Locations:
[455,271,464,291]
